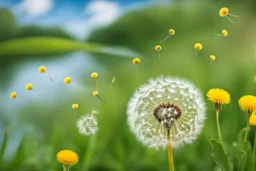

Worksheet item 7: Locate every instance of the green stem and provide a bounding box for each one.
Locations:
[167,130,174,171]
[244,119,249,142]
[63,165,70,171]
[216,110,223,144]
[253,130,256,171]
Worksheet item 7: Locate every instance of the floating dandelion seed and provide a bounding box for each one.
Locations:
[38,66,52,81]
[133,58,141,65]
[207,88,230,144]
[57,149,78,171]
[209,55,216,66]
[155,45,162,59]
[238,95,256,142]
[219,7,239,24]
[108,77,116,89]
[77,113,98,136]
[64,77,81,87]
[194,43,203,57]
[72,103,79,116]
[10,92,20,99]
[127,76,206,170]
[92,90,103,102]
[91,72,99,90]
[25,83,40,96]
[214,29,228,38]
[160,29,175,43]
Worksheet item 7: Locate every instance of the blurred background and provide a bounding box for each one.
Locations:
[1,0,256,170]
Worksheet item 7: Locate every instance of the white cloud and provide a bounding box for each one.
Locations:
[64,0,121,39]
[15,0,53,17]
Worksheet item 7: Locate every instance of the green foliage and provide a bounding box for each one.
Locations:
[211,140,230,171]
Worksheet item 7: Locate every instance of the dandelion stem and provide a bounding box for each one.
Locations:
[244,119,249,142]
[167,129,175,171]
[63,165,70,171]
[160,35,170,43]
[216,110,223,144]
[253,130,256,171]
[32,90,40,96]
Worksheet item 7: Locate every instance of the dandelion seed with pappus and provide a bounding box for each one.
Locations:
[10,92,18,99]
[127,76,206,171]
[207,88,230,144]
[133,58,140,64]
[72,103,79,116]
[64,77,81,87]
[38,66,52,81]
[209,55,216,66]
[219,7,239,24]
[214,30,228,37]
[108,77,116,89]
[93,90,103,102]
[91,72,99,90]
[57,150,78,171]
[239,95,256,142]
[194,43,202,57]
[25,83,40,96]
[160,29,175,43]
[155,45,162,59]
[77,113,98,136]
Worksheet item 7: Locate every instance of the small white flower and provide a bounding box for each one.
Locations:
[77,114,98,136]
[127,76,206,149]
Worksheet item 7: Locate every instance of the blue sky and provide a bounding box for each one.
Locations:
[0,0,169,38]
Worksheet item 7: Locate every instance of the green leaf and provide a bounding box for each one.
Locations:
[0,129,9,161]
[0,36,141,58]
[210,139,230,171]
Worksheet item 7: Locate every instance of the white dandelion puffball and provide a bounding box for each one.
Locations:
[127,76,206,149]
[77,114,98,136]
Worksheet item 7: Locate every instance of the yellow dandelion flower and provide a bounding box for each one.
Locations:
[222,30,228,37]
[238,95,256,114]
[10,92,17,99]
[64,77,72,84]
[133,58,140,64]
[169,29,175,35]
[194,43,203,51]
[38,66,46,73]
[219,7,229,17]
[93,91,99,96]
[91,72,98,79]
[72,103,79,109]
[57,150,78,166]
[26,83,33,91]
[249,112,256,126]
[207,88,230,104]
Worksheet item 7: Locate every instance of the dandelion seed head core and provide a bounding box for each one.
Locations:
[38,66,46,73]
[169,29,175,35]
[249,112,256,126]
[10,92,17,99]
[210,55,216,61]
[72,103,79,109]
[127,76,206,149]
[56,150,78,166]
[25,83,33,91]
[155,45,162,51]
[93,91,99,96]
[194,43,203,50]
[238,95,256,114]
[91,72,98,79]
[133,58,141,64]
[219,7,229,17]
[206,88,230,105]
[77,114,98,135]
[222,30,228,37]
[64,77,72,84]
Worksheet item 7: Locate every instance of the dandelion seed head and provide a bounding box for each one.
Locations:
[127,76,206,149]
[194,43,203,51]
[64,77,72,84]
[206,88,230,105]
[72,103,79,109]
[169,29,175,35]
[210,55,216,61]
[238,95,256,113]
[249,112,256,126]
[26,83,33,91]
[10,92,17,99]
[219,7,229,17]
[91,72,98,79]
[56,150,78,166]
[92,91,99,96]
[222,30,228,37]
[38,66,46,73]
[133,58,141,64]
[77,114,98,135]
[155,45,162,51]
